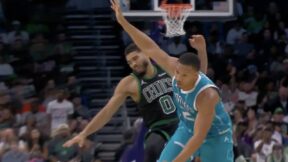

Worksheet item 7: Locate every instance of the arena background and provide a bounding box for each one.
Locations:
[0,0,288,162]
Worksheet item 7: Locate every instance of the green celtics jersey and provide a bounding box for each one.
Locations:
[131,65,178,128]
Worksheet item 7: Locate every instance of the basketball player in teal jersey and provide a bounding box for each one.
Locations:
[111,0,234,162]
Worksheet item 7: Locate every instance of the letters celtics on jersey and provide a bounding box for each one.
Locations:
[131,65,177,128]
[142,78,172,103]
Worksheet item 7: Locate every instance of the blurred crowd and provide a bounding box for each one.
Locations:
[2,0,288,161]
[120,0,288,162]
[0,1,105,161]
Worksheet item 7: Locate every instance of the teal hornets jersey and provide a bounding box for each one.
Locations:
[172,72,232,138]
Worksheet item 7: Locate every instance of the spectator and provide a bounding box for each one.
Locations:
[272,122,284,145]
[1,137,29,162]
[233,105,245,125]
[46,89,74,131]
[0,56,14,78]
[206,30,224,56]
[53,32,74,57]
[18,115,37,139]
[0,107,14,130]
[233,32,254,59]
[166,36,187,56]
[0,92,11,105]
[245,108,258,140]
[234,122,253,159]
[46,124,78,162]
[270,56,285,79]
[42,88,58,108]
[26,128,48,158]
[264,86,288,115]
[29,33,53,62]
[6,20,29,45]
[71,95,90,120]
[53,32,75,74]
[238,79,259,108]
[9,80,36,101]
[271,107,288,124]
[66,75,81,95]
[244,7,266,34]
[267,144,286,162]
[226,20,246,45]
[221,77,240,113]
[0,128,27,156]
[42,79,56,95]
[24,102,50,137]
[253,127,277,162]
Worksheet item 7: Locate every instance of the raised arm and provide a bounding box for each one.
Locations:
[189,35,208,74]
[63,76,134,147]
[111,0,177,76]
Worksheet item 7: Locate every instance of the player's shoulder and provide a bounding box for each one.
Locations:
[117,75,138,91]
[198,87,219,101]
[196,87,220,111]
[121,75,137,84]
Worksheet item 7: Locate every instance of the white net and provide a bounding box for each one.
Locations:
[160,5,192,37]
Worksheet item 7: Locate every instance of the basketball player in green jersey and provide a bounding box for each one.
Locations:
[111,0,233,162]
[63,41,207,161]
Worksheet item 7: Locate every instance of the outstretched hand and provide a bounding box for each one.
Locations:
[111,0,125,23]
[189,35,206,51]
[63,133,86,148]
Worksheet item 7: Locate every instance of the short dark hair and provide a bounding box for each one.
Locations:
[178,52,201,71]
[124,43,140,56]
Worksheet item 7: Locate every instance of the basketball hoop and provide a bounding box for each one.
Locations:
[160,3,192,37]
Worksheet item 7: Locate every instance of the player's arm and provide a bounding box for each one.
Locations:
[189,35,208,74]
[63,76,134,147]
[80,77,132,137]
[111,0,177,76]
[173,88,218,162]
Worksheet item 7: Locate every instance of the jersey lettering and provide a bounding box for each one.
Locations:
[174,93,192,112]
[143,78,172,103]
[159,95,176,114]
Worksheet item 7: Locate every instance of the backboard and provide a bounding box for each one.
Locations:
[121,0,235,21]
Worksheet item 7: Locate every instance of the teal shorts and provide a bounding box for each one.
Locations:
[158,123,234,162]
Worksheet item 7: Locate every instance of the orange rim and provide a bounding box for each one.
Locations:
[160,4,192,18]
[160,4,192,10]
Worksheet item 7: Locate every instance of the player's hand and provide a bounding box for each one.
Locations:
[63,133,86,148]
[189,35,206,52]
[111,0,125,23]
